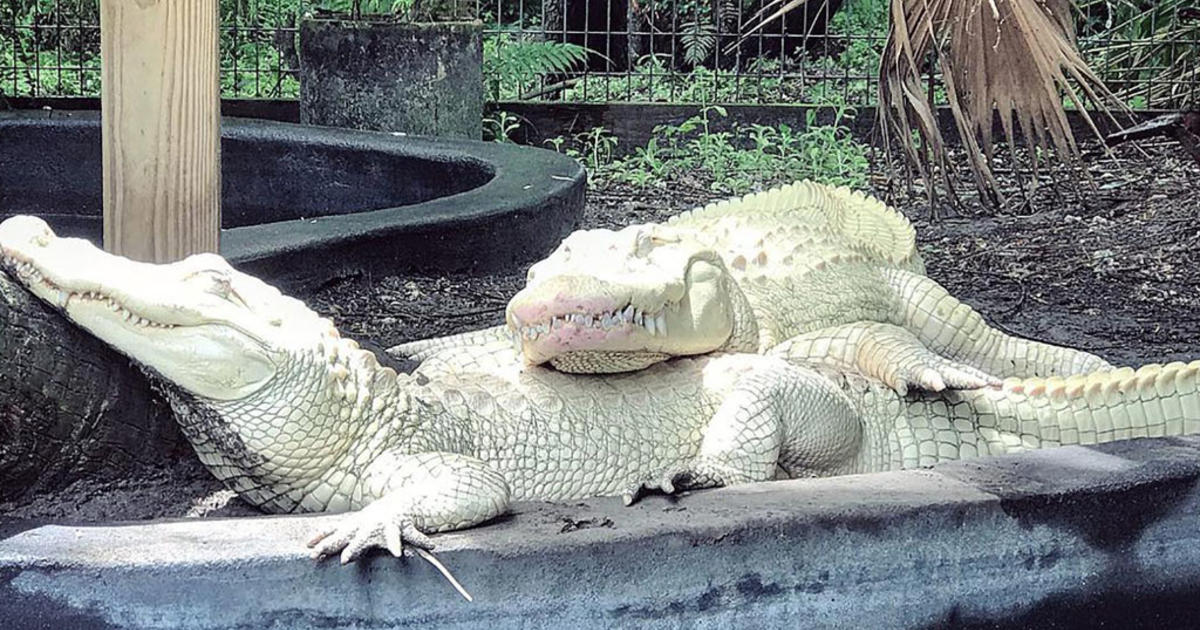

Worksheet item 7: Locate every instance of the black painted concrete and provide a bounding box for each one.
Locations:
[0,112,585,290]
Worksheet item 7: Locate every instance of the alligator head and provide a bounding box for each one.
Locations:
[506,223,758,373]
[0,215,329,402]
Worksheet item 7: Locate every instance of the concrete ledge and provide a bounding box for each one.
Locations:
[0,112,586,291]
[5,438,1200,629]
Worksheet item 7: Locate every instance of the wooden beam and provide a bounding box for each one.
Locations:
[100,0,220,262]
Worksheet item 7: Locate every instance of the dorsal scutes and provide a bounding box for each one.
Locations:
[667,181,920,270]
[1003,361,1200,401]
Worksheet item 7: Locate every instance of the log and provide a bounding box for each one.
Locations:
[0,270,183,501]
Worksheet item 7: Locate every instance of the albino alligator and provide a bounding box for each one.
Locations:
[4,214,1199,567]
[396,182,1109,392]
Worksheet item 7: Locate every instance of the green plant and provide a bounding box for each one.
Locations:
[483,109,522,142]
[0,0,302,99]
[557,104,870,194]
[313,0,462,21]
[1077,0,1199,108]
[221,0,300,98]
[573,126,620,176]
[542,126,621,183]
[484,30,593,100]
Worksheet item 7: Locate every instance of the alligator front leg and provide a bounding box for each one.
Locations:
[883,269,1112,378]
[308,451,510,564]
[768,322,1000,395]
[623,360,863,504]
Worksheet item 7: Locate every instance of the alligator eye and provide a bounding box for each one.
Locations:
[635,232,654,257]
[190,269,247,307]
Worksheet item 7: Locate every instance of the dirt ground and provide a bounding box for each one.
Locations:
[2,140,1197,522]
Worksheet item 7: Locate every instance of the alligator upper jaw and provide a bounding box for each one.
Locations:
[0,220,264,344]
[1,252,190,332]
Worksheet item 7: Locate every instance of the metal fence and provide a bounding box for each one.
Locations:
[1,0,1197,109]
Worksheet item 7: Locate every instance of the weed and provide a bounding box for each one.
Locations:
[543,104,870,194]
[483,110,522,142]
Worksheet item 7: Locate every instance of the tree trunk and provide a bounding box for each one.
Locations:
[0,270,184,502]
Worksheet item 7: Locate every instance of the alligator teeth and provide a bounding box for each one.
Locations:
[516,301,678,343]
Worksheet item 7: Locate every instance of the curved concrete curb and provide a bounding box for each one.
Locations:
[5,437,1200,629]
[0,112,586,289]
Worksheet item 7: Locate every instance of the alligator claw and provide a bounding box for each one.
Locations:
[307,505,434,565]
[621,467,696,506]
[307,505,476,601]
[890,357,1001,395]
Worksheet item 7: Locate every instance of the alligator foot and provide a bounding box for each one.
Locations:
[307,500,435,565]
[621,468,693,506]
[771,322,1002,396]
[621,459,745,506]
[888,354,1000,396]
[307,502,476,601]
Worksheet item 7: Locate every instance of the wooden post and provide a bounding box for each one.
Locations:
[100,0,221,262]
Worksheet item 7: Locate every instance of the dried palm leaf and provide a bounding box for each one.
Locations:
[879,0,1128,206]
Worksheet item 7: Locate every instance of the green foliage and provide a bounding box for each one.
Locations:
[1,0,101,96]
[561,56,806,104]
[314,0,414,16]
[680,20,719,66]
[313,0,466,21]
[801,0,887,106]
[484,31,593,100]
[555,0,891,107]
[1,0,301,98]
[544,104,870,194]
[553,126,620,178]
[482,109,522,142]
[219,0,301,98]
[1076,0,1199,107]
[2,0,1189,110]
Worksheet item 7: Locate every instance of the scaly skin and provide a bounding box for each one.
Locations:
[416,181,1109,389]
[2,214,1198,566]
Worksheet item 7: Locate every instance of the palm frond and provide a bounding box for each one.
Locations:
[879,0,1129,205]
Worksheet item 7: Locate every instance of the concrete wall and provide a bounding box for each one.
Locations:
[5,437,1200,629]
[299,20,484,139]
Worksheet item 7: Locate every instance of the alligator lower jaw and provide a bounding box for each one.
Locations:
[1,255,177,330]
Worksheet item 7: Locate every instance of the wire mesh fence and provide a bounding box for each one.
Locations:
[1,0,1197,109]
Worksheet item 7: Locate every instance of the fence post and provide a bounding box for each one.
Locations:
[99,0,221,262]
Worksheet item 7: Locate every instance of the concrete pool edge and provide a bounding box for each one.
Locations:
[0,111,587,290]
[218,118,587,289]
[4,436,1200,629]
